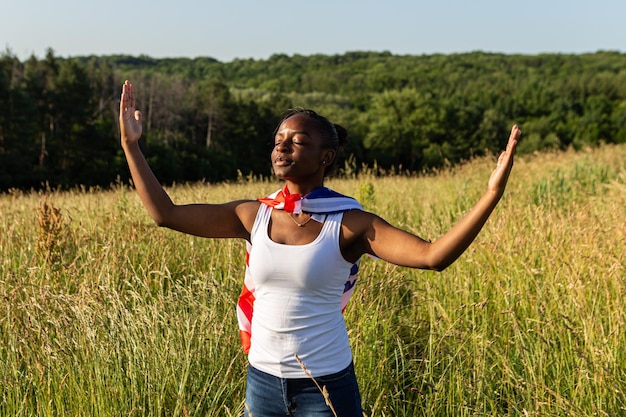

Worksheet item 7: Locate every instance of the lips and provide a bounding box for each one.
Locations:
[274,157,293,166]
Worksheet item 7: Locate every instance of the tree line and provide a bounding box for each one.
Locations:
[1,48,625,191]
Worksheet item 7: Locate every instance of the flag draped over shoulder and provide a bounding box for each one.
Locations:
[236,185,363,354]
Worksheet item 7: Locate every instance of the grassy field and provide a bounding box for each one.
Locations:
[1,144,625,416]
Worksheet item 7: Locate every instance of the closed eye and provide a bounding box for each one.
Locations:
[274,138,309,148]
[275,129,313,147]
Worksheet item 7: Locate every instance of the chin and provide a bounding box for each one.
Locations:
[272,166,291,178]
[271,169,286,180]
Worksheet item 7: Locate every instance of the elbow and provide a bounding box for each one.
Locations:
[148,205,177,228]
[423,244,458,272]
[424,254,454,272]
[408,258,449,272]
[153,217,167,228]
[150,211,173,228]
[428,262,450,272]
[153,214,178,229]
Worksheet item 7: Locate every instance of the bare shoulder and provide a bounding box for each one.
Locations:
[343,208,376,224]
[342,209,389,232]
[340,209,391,262]
[341,209,382,244]
[231,199,261,232]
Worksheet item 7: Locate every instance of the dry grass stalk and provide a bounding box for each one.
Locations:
[295,354,339,417]
[36,195,69,263]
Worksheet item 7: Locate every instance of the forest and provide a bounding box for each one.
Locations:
[1,48,625,190]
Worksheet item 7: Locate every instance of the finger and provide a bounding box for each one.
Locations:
[498,125,519,165]
[127,81,134,106]
[507,125,521,150]
[120,81,133,112]
[120,82,128,112]
[134,110,142,122]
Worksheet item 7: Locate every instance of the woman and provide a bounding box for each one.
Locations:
[119,80,521,416]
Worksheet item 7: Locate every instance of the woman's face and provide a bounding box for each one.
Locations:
[271,114,334,181]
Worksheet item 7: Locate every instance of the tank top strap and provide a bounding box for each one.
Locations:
[317,212,344,244]
[251,204,272,241]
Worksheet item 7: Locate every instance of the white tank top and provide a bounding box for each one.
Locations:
[247,204,354,378]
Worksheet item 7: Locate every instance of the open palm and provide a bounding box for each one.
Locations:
[119,80,143,144]
[487,125,521,196]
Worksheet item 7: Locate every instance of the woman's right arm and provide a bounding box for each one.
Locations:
[119,80,255,239]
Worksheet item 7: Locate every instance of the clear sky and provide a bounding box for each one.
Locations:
[1,0,624,62]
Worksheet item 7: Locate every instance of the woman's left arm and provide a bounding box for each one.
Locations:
[359,125,520,271]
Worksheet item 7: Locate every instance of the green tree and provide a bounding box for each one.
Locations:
[0,52,40,189]
[191,78,231,148]
[362,89,445,170]
[610,101,626,144]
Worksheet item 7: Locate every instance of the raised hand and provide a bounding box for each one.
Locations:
[119,80,143,145]
[487,125,521,196]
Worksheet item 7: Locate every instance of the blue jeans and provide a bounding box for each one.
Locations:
[244,362,363,417]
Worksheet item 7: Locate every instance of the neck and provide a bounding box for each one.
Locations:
[283,180,324,197]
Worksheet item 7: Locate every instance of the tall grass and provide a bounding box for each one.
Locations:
[1,144,625,416]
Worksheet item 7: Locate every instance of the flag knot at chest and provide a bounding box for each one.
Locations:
[257,186,303,213]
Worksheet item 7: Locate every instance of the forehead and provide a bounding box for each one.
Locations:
[277,114,321,136]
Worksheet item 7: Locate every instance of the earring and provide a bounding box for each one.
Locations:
[321,161,327,165]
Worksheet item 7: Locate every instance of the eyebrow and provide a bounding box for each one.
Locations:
[275,129,312,138]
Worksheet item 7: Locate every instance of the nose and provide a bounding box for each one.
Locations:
[275,139,292,153]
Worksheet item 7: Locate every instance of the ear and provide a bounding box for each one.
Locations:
[320,149,336,166]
